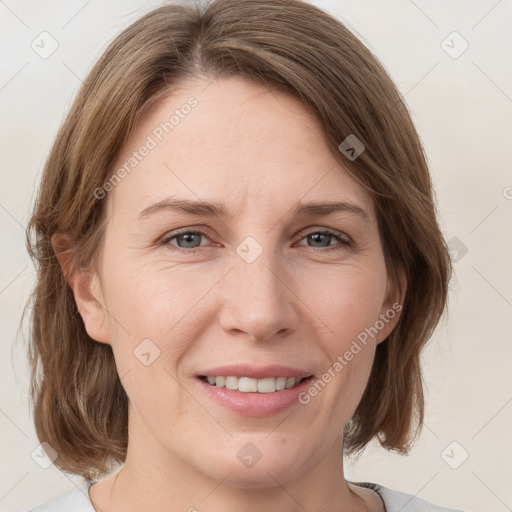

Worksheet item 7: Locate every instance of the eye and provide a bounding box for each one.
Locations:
[295,229,351,252]
[160,230,211,251]
[160,227,351,254]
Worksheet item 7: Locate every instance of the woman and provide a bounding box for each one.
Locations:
[23,0,463,510]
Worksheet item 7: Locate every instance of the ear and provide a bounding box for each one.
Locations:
[376,266,407,345]
[51,233,111,344]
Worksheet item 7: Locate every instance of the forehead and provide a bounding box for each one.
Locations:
[106,76,375,224]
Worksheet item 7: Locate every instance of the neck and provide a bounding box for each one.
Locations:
[90,412,370,512]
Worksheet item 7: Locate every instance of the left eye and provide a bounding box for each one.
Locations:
[296,230,351,250]
[161,229,350,252]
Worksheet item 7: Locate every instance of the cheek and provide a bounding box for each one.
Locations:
[99,258,199,426]
[101,257,218,370]
[102,253,188,331]
[299,268,384,430]
[299,262,385,409]
[300,262,387,347]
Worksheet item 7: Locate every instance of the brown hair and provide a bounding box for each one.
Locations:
[23,0,452,480]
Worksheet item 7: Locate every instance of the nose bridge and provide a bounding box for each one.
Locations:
[219,235,298,341]
[239,241,282,298]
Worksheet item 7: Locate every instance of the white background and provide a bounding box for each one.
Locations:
[0,1,511,511]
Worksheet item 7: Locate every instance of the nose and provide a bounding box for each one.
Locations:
[218,243,299,343]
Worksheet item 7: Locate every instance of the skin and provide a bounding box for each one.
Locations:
[62,76,405,512]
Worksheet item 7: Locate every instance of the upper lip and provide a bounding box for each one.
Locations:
[197,364,313,380]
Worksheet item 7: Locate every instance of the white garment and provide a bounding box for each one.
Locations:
[25,480,467,511]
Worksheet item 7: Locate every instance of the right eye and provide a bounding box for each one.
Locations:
[160,229,212,252]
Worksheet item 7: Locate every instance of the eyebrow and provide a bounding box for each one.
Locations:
[138,198,369,224]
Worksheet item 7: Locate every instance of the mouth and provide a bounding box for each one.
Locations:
[198,375,314,393]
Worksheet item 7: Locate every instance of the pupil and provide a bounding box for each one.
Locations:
[310,233,329,247]
[179,233,199,248]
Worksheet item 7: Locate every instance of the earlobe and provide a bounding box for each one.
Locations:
[51,233,111,345]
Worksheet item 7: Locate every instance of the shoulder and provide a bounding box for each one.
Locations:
[23,483,95,512]
[23,480,470,512]
[351,481,468,512]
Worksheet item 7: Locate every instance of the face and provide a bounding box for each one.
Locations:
[74,76,403,488]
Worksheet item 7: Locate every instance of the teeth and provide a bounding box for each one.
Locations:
[202,376,306,392]
[225,376,238,390]
[275,377,287,391]
[239,377,258,392]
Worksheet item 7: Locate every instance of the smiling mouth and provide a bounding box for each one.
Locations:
[198,375,314,393]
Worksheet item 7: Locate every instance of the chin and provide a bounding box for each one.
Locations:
[218,464,304,490]
[193,442,308,489]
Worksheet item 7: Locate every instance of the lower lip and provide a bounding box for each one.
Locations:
[195,376,314,417]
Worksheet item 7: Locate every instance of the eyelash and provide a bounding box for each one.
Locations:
[159,227,352,254]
